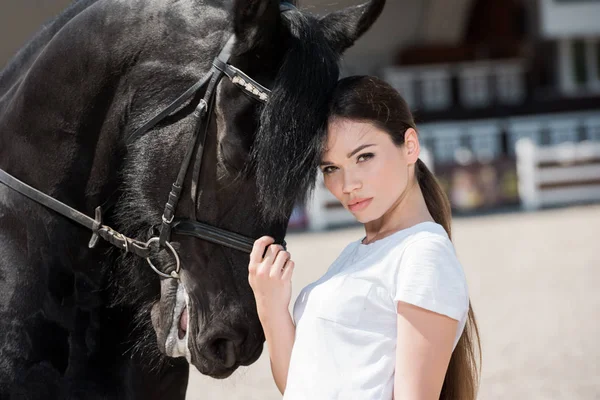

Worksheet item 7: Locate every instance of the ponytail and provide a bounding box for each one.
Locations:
[416,158,482,400]
[415,159,452,239]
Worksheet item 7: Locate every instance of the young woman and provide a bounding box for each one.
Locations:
[248,76,480,400]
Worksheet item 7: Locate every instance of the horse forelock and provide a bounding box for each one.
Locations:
[250,10,340,222]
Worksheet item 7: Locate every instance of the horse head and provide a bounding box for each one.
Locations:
[115,0,385,379]
[0,0,385,387]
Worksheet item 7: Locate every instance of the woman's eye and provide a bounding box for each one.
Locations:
[322,166,337,175]
[357,153,374,163]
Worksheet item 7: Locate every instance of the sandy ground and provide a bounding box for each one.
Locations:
[186,204,600,400]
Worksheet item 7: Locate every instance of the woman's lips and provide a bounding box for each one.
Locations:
[347,198,372,212]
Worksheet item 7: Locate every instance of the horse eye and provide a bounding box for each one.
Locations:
[219,142,249,173]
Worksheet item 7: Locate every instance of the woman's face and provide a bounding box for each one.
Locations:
[320,119,418,224]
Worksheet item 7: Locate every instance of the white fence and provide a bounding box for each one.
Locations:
[516,139,600,210]
[306,149,434,231]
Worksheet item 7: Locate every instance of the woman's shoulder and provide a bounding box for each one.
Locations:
[394,223,466,285]
[384,221,452,257]
[402,224,456,261]
[371,222,460,276]
[405,221,449,241]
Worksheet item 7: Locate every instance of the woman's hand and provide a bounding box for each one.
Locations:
[248,240,296,395]
[248,236,295,321]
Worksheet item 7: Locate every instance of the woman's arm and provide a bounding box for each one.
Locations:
[248,236,296,395]
[394,301,458,400]
[260,307,296,394]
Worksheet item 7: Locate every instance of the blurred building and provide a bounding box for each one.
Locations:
[305,0,600,218]
[1,1,599,226]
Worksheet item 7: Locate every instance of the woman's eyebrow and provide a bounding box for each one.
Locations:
[347,143,375,158]
[320,143,376,166]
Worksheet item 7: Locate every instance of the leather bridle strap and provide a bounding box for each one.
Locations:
[156,36,236,247]
[130,68,214,139]
[172,220,256,254]
[0,169,152,258]
[212,58,271,103]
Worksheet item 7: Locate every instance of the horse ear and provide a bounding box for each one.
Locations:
[319,0,386,54]
[233,0,281,52]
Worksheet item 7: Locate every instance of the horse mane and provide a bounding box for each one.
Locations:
[0,0,98,96]
[250,6,340,221]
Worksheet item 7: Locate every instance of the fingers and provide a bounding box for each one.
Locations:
[281,259,295,281]
[270,249,290,278]
[250,236,274,266]
[263,244,284,268]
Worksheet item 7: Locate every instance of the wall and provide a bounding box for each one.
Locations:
[540,0,600,37]
[0,0,72,68]
[1,1,470,75]
[306,0,475,74]
[1,1,485,76]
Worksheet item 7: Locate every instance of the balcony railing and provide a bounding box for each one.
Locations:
[382,59,527,112]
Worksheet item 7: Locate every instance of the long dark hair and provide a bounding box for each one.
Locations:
[328,76,481,400]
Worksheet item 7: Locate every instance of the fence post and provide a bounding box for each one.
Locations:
[515,138,539,210]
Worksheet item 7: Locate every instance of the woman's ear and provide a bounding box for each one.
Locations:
[404,128,420,165]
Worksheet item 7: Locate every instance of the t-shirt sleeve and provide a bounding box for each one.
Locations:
[393,236,469,321]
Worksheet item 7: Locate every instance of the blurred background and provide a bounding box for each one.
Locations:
[2,1,599,399]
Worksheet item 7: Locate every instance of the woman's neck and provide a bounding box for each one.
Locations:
[363,179,433,245]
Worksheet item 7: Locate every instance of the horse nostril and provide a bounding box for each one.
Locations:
[207,338,237,368]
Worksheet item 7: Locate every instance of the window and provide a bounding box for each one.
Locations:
[382,68,416,108]
[472,133,501,161]
[549,122,578,144]
[434,136,461,163]
[496,64,525,104]
[462,76,489,107]
[459,65,492,108]
[572,39,587,85]
[419,70,452,111]
[585,119,600,141]
[596,40,600,79]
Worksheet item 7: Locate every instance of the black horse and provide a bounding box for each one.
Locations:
[0,0,384,398]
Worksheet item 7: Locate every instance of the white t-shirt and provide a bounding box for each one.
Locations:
[283,222,469,400]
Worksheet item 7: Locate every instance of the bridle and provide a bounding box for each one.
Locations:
[0,4,295,280]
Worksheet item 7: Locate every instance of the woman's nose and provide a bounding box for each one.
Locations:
[342,170,361,194]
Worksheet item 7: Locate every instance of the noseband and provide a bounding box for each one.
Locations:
[0,5,295,280]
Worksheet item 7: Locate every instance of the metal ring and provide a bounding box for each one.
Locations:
[145,237,181,280]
